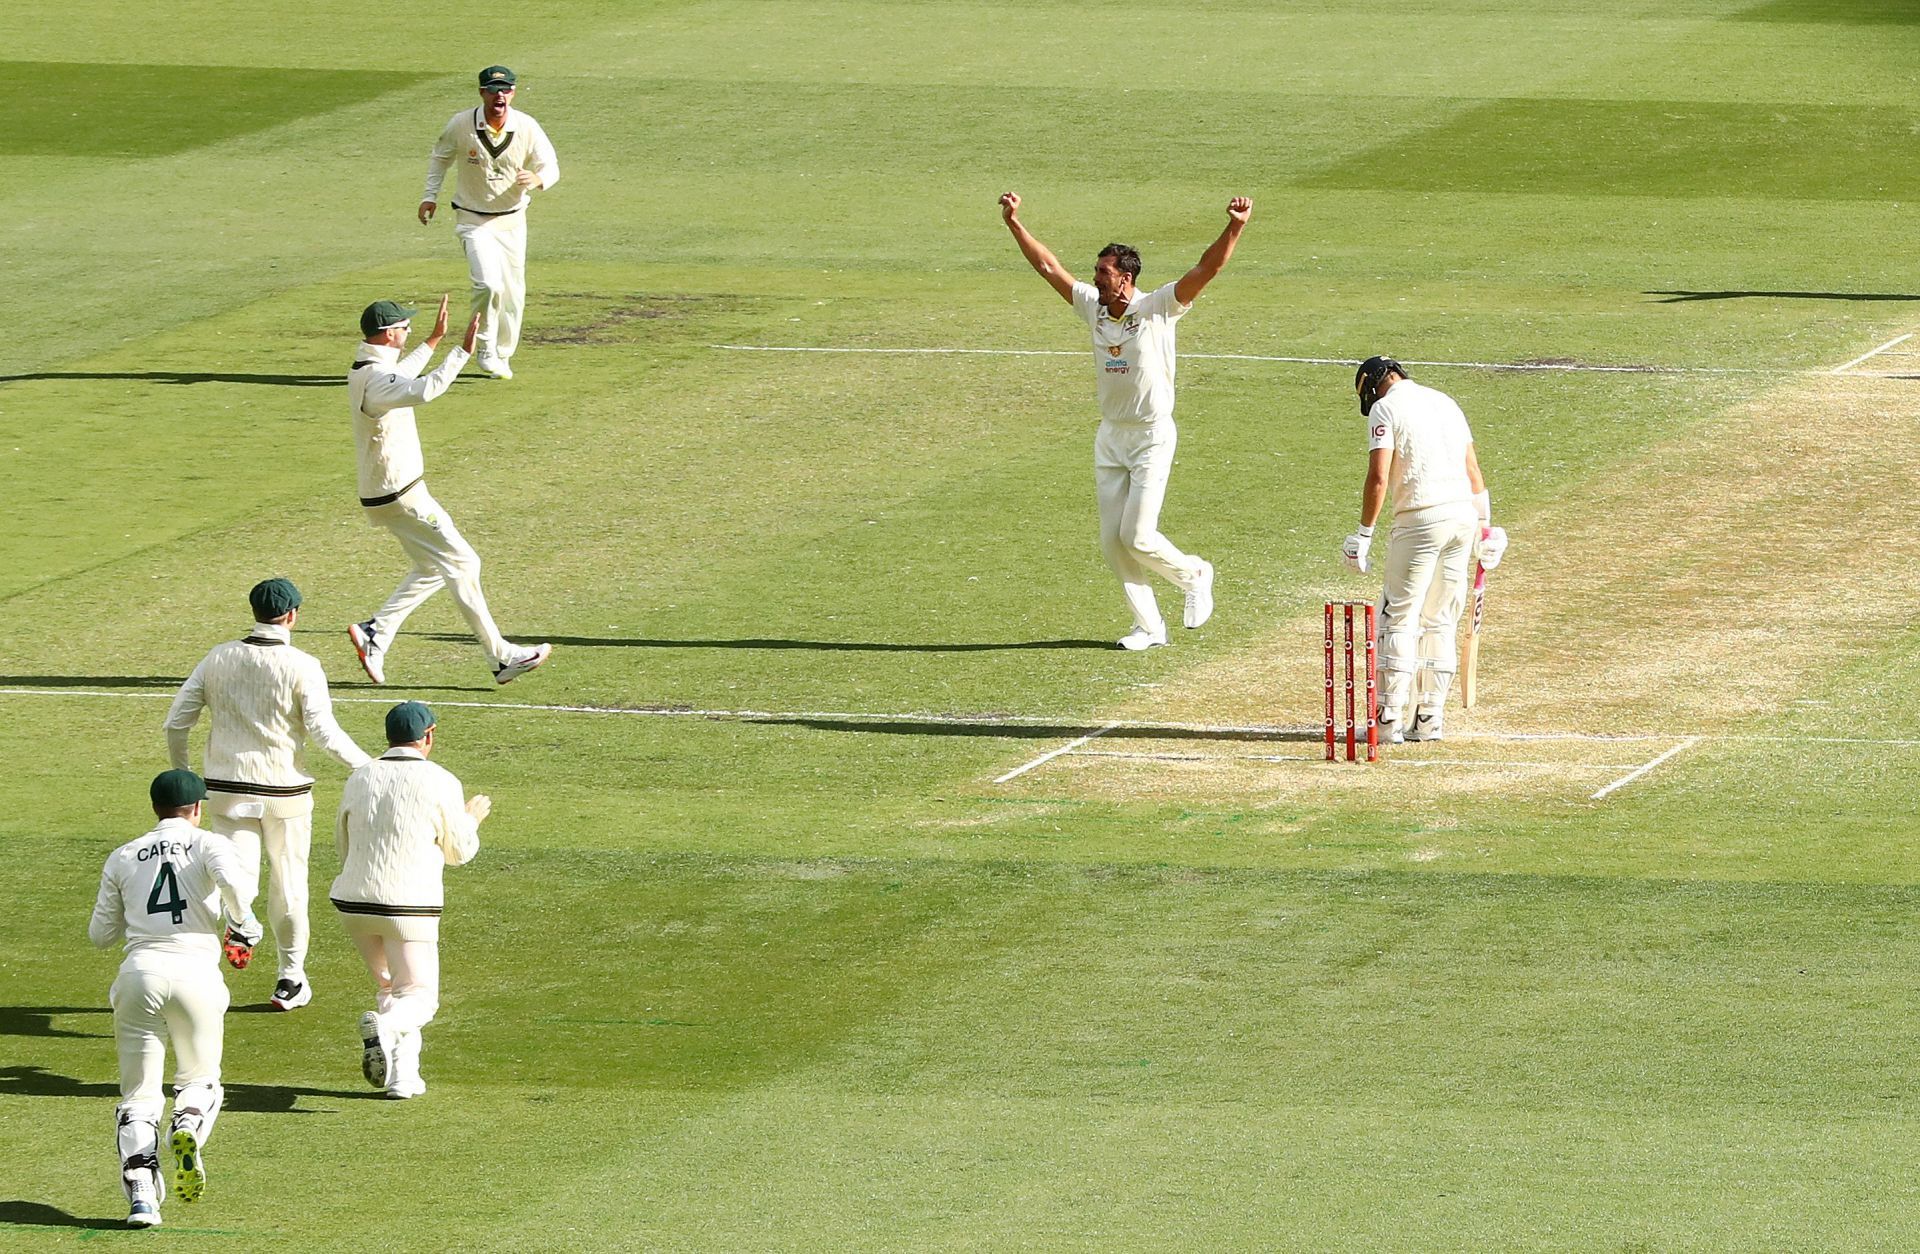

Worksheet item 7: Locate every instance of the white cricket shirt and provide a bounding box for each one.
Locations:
[1071,280,1190,425]
[423,107,560,217]
[331,749,480,915]
[164,622,369,794]
[349,340,471,501]
[89,818,258,961]
[1366,379,1476,515]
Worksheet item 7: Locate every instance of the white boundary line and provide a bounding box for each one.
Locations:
[2,688,1918,747]
[1589,737,1701,802]
[1830,333,1914,375]
[712,344,1794,376]
[994,723,1119,784]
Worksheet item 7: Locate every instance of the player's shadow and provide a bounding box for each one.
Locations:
[1646,289,1920,304]
[0,1066,379,1112]
[0,1007,109,1040]
[0,371,341,387]
[0,675,184,689]
[421,632,1114,653]
[0,1201,123,1231]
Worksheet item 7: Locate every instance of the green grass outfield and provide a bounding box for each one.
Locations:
[5,0,1920,1247]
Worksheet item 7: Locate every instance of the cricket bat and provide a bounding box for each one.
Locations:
[1460,527,1490,709]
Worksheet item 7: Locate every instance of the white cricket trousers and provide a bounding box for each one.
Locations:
[111,949,227,1131]
[1094,419,1206,632]
[1377,500,1480,719]
[456,209,528,362]
[364,482,514,668]
[340,912,440,1088]
[209,791,313,981]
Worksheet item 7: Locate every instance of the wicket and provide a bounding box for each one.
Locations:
[1323,601,1378,762]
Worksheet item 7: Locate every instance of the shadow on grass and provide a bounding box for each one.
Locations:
[0,1066,381,1112]
[0,371,342,387]
[1647,289,1920,304]
[419,632,1115,654]
[0,1201,122,1231]
[0,1007,108,1040]
[0,675,183,689]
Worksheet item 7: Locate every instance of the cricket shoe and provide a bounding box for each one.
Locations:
[493,643,552,685]
[477,356,514,380]
[360,1011,395,1090]
[169,1118,206,1203]
[348,621,385,684]
[124,1160,163,1228]
[1376,715,1405,746]
[1407,708,1444,742]
[1117,624,1170,651]
[270,978,312,1011]
[1184,560,1215,629]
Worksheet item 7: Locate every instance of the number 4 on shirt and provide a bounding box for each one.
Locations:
[146,862,187,925]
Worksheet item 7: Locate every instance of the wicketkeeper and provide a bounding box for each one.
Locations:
[90,770,262,1229]
[1342,357,1507,742]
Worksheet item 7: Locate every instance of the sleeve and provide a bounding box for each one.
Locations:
[89,862,125,949]
[162,660,208,771]
[297,661,371,770]
[1367,403,1393,453]
[1140,281,1191,321]
[423,114,460,202]
[335,789,353,867]
[395,342,435,377]
[528,118,559,190]
[437,773,481,867]
[1069,281,1102,327]
[358,348,471,413]
[201,835,261,934]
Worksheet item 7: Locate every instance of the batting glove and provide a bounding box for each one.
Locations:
[1342,526,1373,573]
[1479,526,1509,570]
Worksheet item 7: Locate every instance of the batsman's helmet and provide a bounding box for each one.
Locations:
[1355,356,1408,416]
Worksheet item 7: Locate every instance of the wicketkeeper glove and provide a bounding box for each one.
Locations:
[223,921,262,970]
[1478,526,1509,570]
[1342,525,1373,574]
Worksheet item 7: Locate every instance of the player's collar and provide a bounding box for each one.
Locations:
[356,343,401,365]
[381,747,428,761]
[243,622,291,645]
[153,817,196,834]
[478,105,515,134]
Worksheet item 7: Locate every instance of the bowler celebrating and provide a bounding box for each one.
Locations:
[347,295,552,686]
[418,65,560,380]
[1000,193,1250,649]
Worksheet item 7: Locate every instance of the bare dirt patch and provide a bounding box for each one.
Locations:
[522,292,750,346]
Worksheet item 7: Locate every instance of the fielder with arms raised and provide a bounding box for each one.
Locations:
[90,770,262,1229]
[1343,357,1507,742]
[1000,193,1251,649]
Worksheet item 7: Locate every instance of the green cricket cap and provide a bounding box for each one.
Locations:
[248,577,301,622]
[150,769,207,810]
[386,701,436,745]
[360,300,415,338]
[478,65,516,89]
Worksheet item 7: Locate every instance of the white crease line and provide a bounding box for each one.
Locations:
[1072,749,1635,769]
[994,723,1119,784]
[1590,736,1702,802]
[1831,333,1914,375]
[712,345,1792,376]
[1,689,1916,748]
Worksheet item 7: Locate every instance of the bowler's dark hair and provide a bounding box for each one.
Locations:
[1098,243,1142,280]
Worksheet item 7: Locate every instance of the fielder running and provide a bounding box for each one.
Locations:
[331,702,489,1100]
[1000,192,1250,649]
[347,296,552,686]
[165,578,370,1012]
[90,770,262,1229]
[1342,357,1507,743]
[418,65,560,380]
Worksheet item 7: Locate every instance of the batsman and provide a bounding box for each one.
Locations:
[1341,357,1507,742]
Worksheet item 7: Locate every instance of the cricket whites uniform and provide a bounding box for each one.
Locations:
[1366,379,1480,721]
[331,748,481,1098]
[423,106,559,370]
[1070,280,1211,635]
[350,339,536,676]
[90,817,260,1220]
[165,622,369,988]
